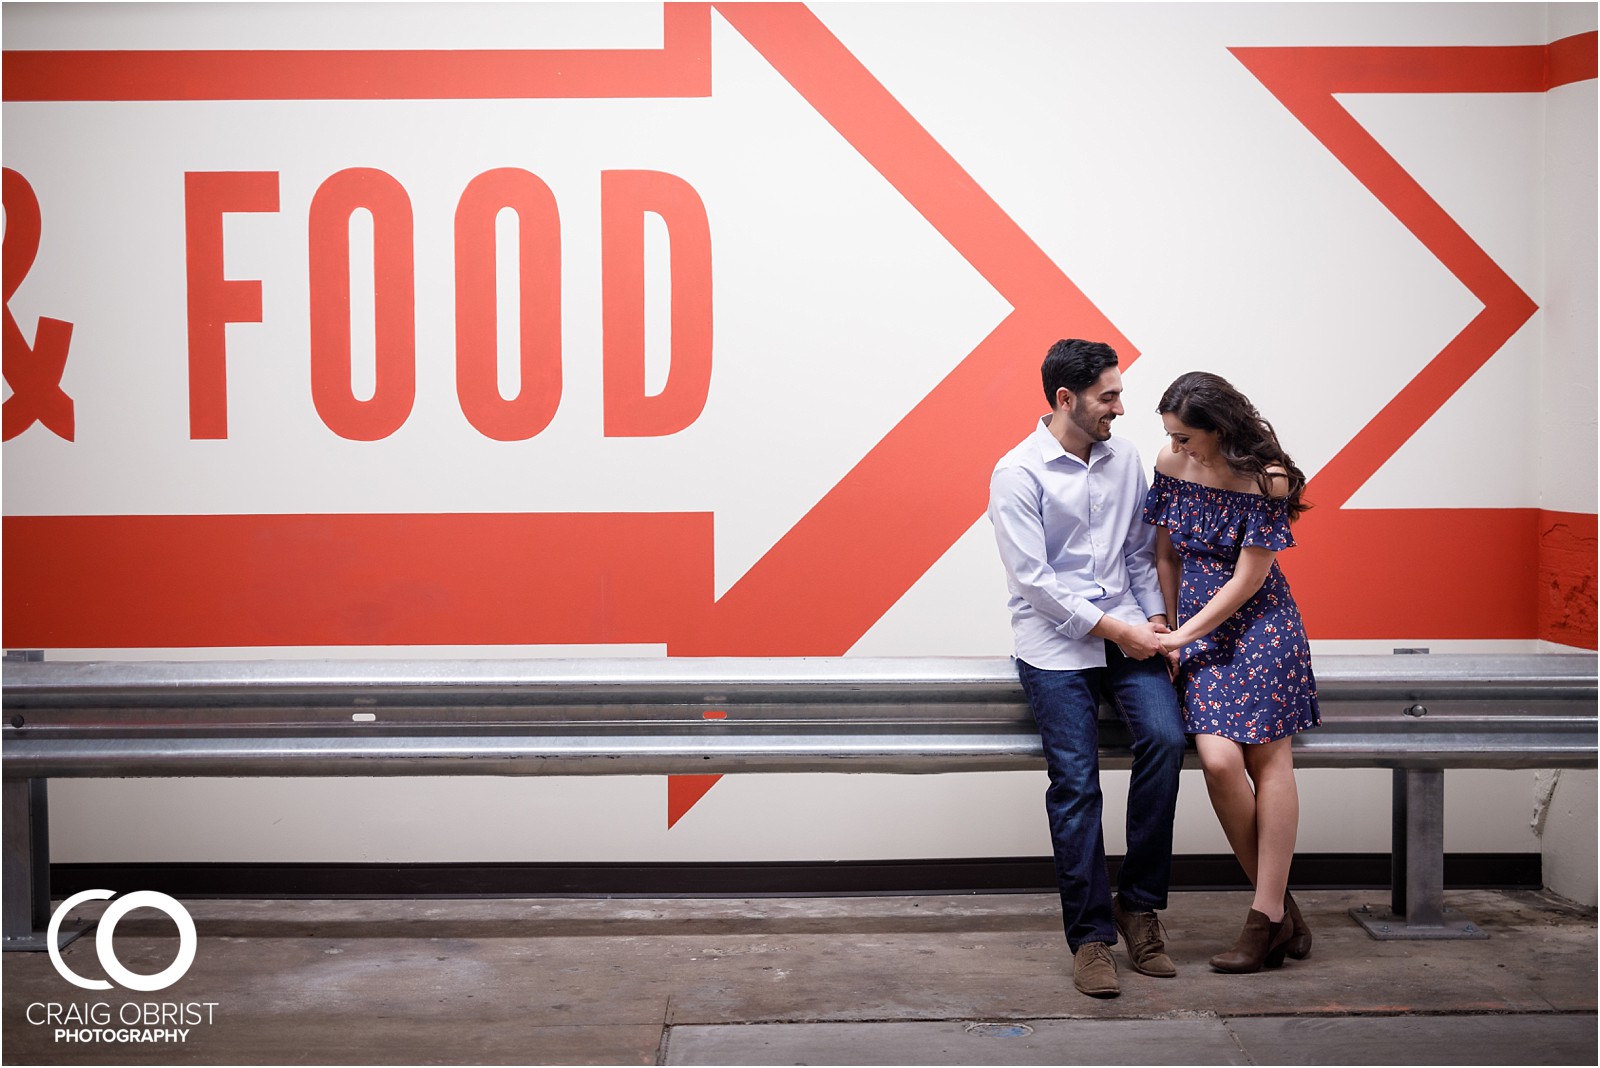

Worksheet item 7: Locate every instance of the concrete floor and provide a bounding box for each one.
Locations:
[2,888,1594,1066]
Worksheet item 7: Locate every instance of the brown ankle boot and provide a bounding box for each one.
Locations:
[1209,908,1294,974]
[1283,890,1312,960]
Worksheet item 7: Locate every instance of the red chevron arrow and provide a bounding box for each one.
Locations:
[1232,32,1597,646]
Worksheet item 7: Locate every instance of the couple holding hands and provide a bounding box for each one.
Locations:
[989,338,1320,998]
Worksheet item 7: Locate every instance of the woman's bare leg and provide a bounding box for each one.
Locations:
[1195,734,1262,892]
[1241,736,1298,923]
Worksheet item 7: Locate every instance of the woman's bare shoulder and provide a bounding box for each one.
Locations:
[1262,464,1292,499]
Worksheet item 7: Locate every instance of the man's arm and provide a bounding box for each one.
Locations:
[988,464,1107,641]
[1089,613,1167,660]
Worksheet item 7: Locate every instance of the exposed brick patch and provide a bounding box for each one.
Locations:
[1539,513,1599,649]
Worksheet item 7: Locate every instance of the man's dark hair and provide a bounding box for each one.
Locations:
[1041,339,1119,407]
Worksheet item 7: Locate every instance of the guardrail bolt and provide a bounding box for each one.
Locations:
[1403,704,1429,717]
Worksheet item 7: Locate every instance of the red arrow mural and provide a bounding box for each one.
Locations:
[2,2,1135,656]
[3,9,1595,832]
[673,2,1138,655]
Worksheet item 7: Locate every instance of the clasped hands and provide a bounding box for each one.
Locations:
[1115,619,1187,673]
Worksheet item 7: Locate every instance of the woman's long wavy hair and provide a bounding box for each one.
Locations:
[1158,371,1311,521]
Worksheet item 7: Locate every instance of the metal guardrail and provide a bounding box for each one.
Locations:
[3,652,1595,949]
[4,654,1594,776]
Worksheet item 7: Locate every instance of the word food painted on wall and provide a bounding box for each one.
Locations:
[7,163,711,444]
[181,168,710,443]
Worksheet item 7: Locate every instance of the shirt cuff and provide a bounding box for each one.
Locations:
[1136,591,1168,621]
[1055,602,1106,642]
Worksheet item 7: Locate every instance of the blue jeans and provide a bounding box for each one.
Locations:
[1016,644,1185,950]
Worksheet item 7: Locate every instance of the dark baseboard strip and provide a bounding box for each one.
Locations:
[51,852,1541,899]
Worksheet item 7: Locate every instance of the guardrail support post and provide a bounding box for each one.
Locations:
[2,778,84,952]
[1349,768,1487,940]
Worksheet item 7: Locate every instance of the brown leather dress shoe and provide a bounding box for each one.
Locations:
[1072,941,1121,998]
[1113,895,1177,977]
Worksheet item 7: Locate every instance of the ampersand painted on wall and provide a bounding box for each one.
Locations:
[3,167,75,442]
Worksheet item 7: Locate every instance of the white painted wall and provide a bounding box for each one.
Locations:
[1538,770,1598,906]
[4,3,1594,887]
[1535,2,1600,905]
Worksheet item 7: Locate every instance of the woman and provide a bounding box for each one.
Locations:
[1142,371,1320,973]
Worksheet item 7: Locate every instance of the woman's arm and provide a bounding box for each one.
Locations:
[1153,525,1183,673]
[1154,525,1180,624]
[1159,545,1276,650]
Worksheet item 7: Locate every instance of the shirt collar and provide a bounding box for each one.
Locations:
[1034,415,1118,467]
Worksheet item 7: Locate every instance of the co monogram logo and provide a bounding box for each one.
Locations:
[48,890,198,992]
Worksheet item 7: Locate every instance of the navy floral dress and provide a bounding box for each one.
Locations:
[1143,471,1320,744]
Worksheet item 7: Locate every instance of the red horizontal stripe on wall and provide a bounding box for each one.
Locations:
[1,3,712,101]
[1282,507,1596,649]
[2,512,714,649]
[3,508,1594,651]
[1547,30,1599,89]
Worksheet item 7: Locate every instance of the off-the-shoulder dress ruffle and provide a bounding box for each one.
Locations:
[1143,471,1294,553]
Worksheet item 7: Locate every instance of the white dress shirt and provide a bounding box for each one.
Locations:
[988,416,1166,670]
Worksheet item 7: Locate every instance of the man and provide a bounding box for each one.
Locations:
[987,338,1185,998]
